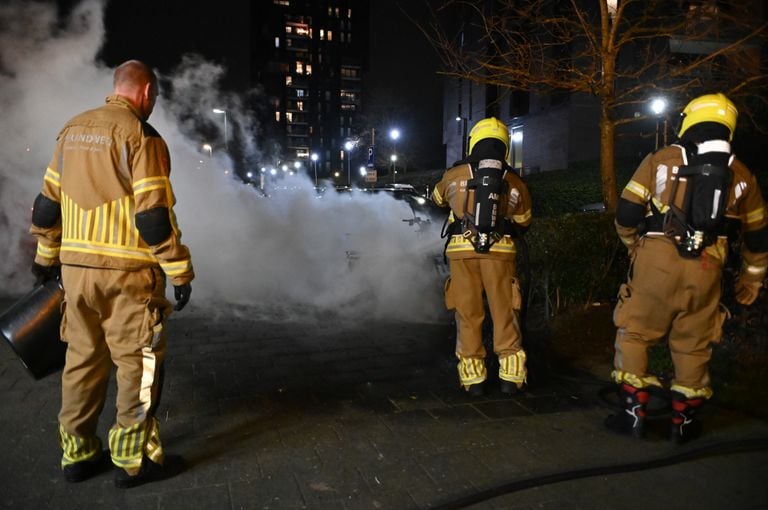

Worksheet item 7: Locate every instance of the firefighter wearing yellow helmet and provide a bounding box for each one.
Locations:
[606,93,768,443]
[431,117,533,396]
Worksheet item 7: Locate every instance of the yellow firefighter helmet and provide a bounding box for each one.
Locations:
[678,93,738,141]
[468,117,510,160]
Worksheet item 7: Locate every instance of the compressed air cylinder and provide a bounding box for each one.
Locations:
[0,279,66,380]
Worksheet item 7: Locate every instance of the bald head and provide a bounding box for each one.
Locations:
[113,60,158,119]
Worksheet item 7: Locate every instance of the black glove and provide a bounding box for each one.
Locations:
[173,283,191,311]
[31,263,61,286]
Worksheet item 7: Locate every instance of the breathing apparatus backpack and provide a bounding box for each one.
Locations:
[661,143,733,258]
[462,159,508,253]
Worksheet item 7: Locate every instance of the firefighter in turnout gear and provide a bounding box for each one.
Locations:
[29,61,194,486]
[432,117,533,396]
[606,93,768,442]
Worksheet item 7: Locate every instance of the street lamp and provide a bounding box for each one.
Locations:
[456,116,468,159]
[212,108,228,150]
[650,98,668,150]
[202,143,212,157]
[344,140,354,187]
[311,153,319,186]
[390,154,398,183]
[389,128,400,182]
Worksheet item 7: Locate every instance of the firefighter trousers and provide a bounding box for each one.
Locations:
[445,257,526,387]
[612,237,727,398]
[58,265,172,473]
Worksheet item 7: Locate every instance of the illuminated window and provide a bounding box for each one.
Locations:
[275,111,281,122]
[274,37,280,48]
[286,112,293,123]
[347,8,352,18]
[285,75,292,86]
[335,7,340,17]
[297,101,304,111]
[305,64,312,75]
[296,61,304,73]
[327,30,333,41]
[320,29,325,40]
[273,0,289,5]
[296,89,306,97]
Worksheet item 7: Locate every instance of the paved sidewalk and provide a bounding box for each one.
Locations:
[1,299,767,509]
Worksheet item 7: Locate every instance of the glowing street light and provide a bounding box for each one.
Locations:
[389,128,401,183]
[650,97,668,150]
[212,108,228,150]
[344,140,355,186]
[202,143,212,157]
[311,152,319,186]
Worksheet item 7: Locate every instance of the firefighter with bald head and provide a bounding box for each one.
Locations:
[606,93,768,443]
[29,60,194,486]
[432,117,533,396]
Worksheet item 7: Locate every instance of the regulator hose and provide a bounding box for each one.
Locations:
[432,436,768,510]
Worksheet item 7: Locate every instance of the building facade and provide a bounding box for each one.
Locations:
[252,0,368,178]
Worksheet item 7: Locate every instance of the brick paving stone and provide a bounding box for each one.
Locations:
[515,394,579,415]
[293,466,370,506]
[230,475,306,509]
[415,420,498,452]
[428,404,488,424]
[472,400,534,420]
[158,485,232,509]
[2,304,768,510]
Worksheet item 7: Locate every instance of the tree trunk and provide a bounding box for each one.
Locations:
[599,107,618,214]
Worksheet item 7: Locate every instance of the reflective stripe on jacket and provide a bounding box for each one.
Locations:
[30,95,194,285]
[432,163,532,261]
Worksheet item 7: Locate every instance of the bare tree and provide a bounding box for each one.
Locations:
[416,0,767,212]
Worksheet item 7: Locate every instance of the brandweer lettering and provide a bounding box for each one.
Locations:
[65,133,112,146]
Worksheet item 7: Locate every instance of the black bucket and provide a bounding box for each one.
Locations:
[0,279,66,380]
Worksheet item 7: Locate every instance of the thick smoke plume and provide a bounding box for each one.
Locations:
[0,0,447,323]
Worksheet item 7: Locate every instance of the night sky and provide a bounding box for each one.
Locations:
[76,0,445,170]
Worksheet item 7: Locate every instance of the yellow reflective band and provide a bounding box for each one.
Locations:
[432,187,444,205]
[670,383,713,400]
[745,207,765,225]
[625,180,650,201]
[445,236,517,254]
[59,425,100,468]
[512,209,532,224]
[650,197,669,214]
[499,350,527,383]
[744,264,766,276]
[457,355,486,386]
[61,239,154,261]
[160,259,192,276]
[133,176,169,196]
[109,422,147,469]
[36,243,60,259]
[44,167,60,187]
[611,370,663,389]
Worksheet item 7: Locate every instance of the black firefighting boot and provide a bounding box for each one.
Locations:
[465,382,484,397]
[604,383,649,438]
[114,455,186,489]
[670,392,705,444]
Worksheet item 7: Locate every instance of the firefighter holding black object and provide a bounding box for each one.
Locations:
[606,93,768,443]
[432,117,533,396]
[29,60,194,487]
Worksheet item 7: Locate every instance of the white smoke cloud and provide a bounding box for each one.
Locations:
[0,0,448,323]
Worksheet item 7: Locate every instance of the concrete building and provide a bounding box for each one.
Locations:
[251,1,368,178]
